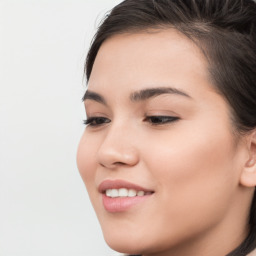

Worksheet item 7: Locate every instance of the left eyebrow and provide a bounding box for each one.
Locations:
[130,87,192,102]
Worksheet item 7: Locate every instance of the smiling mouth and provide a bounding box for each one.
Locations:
[104,188,154,198]
[98,179,155,196]
[99,179,155,212]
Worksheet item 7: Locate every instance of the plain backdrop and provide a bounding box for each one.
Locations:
[0,0,123,255]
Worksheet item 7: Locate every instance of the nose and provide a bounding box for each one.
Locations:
[97,123,139,169]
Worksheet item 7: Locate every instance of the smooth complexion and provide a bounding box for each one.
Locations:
[77,29,256,256]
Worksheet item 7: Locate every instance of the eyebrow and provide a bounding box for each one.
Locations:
[82,86,192,104]
[82,90,107,105]
[130,87,192,102]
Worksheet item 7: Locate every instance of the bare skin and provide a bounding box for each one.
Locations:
[77,29,256,256]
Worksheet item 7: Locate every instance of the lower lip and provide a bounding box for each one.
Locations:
[102,194,152,213]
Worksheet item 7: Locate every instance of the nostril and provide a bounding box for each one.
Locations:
[100,161,126,169]
[114,162,126,165]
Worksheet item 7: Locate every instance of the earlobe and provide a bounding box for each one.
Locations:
[240,130,256,188]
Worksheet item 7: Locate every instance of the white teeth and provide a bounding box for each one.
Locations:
[137,191,145,196]
[105,188,149,198]
[106,189,112,197]
[128,189,137,197]
[111,189,119,198]
[119,188,128,197]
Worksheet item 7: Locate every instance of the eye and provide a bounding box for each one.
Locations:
[144,115,180,125]
[83,117,111,127]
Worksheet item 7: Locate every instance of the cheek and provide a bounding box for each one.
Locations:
[76,132,98,191]
[77,132,105,220]
[143,122,238,230]
[154,130,234,184]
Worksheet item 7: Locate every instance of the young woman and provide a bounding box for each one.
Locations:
[77,0,256,255]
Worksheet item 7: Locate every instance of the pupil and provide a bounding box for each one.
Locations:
[97,118,104,124]
[152,117,161,123]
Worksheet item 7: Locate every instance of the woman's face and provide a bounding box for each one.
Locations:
[77,30,248,255]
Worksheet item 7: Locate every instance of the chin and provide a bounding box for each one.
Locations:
[102,229,148,254]
[105,238,140,255]
[102,226,172,256]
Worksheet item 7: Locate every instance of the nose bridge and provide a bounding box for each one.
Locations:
[97,118,139,169]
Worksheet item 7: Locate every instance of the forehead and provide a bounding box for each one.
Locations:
[88,29,214,98]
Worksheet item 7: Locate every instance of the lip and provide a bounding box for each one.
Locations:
[98,179,154,193]
[98,179,154,213]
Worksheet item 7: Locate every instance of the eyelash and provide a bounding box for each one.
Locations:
[144,116,180,125]
[83,117,111,127]
[83,116,180,127]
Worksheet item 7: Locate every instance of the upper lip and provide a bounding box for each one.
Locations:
[98,179,154,193]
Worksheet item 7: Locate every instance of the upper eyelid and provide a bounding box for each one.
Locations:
[85,111,109,117]
[85,114,180,119]
[84,97,185,117]
[146,115,179,118]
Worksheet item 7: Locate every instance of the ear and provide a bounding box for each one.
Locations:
[240,130,256,187]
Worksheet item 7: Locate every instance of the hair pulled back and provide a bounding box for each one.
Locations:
[84,1,256,255]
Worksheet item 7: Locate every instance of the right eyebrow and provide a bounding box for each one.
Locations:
[82,90,107,105]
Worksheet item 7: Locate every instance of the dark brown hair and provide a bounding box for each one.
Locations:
[84,0,256,255]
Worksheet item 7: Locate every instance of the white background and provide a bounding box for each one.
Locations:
[0,0,122,255]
